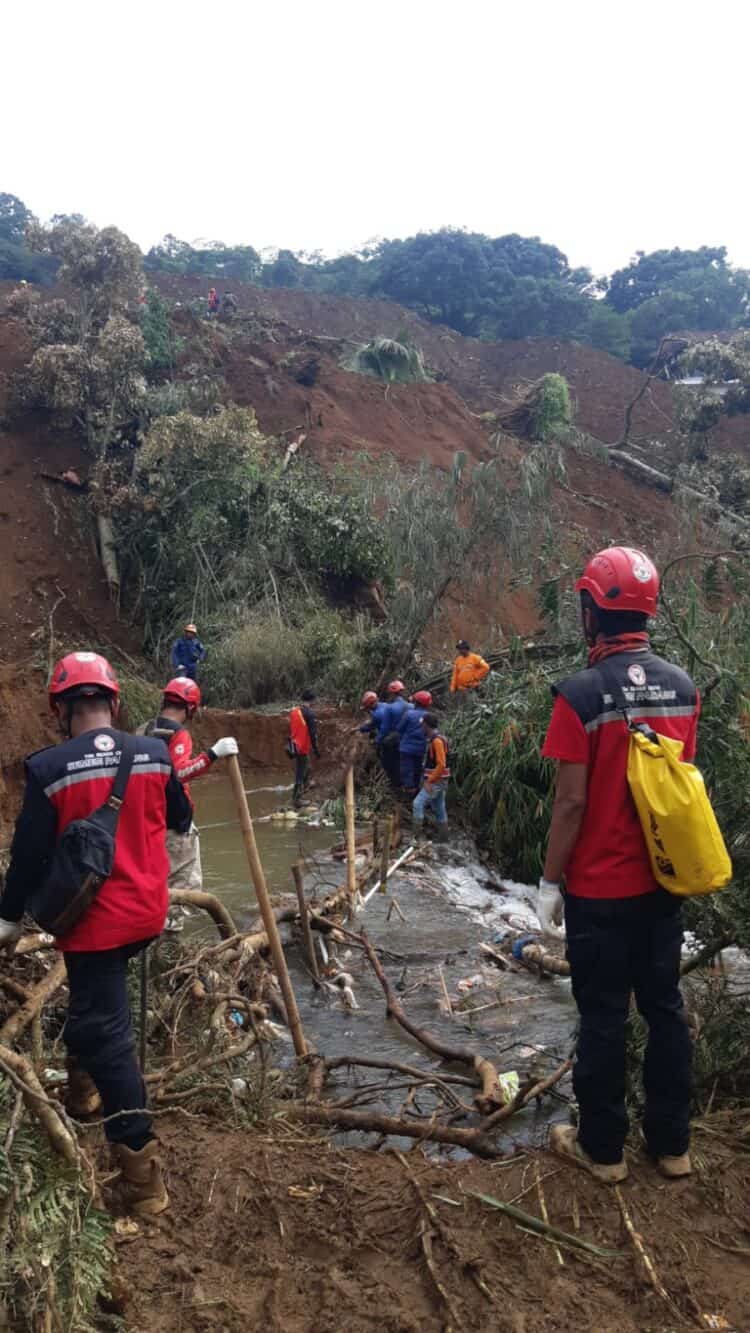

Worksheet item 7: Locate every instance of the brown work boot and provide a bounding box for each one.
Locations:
[65,1060,103,1118]
[656,1152,692,1179]
[113,1140,169,1217]
[550,1123,628,1184]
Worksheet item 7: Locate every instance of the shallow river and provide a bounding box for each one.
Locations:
[192,768,577,1147]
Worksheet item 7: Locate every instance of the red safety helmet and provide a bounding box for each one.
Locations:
[411,690,433,707]
[48,652,120,712]
[576,546,659,617]
[387,679,405,694]
[361,690,378,709]
[163,676,202,716]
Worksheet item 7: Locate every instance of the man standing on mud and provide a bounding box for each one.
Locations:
[0,652,192,1214]
[539,547,697,1184]
[288,690,320,807]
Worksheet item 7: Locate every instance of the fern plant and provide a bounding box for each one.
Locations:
[0,1077,114,1331]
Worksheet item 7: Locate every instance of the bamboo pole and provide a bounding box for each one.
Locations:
[227,755,308,1057]
[344,767,357,903]
[292,862,319,981]
[378,815,392,894]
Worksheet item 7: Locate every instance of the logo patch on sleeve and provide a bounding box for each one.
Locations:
[174,743,186,756]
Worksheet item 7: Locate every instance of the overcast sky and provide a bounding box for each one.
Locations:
[4,0,746,277]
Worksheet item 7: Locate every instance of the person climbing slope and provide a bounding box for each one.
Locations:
[398,690,432,794]
[207,287,219,317]
[171,623,206,681]
[0,652,192,1216]
[412,712,450,840]
[140,677,238,928]
[450,640,490,693]
[539,546,698,1185]
[288,689,320,807]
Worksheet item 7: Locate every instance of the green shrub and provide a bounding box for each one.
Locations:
[141,288,178,373]
[345,335,431,384]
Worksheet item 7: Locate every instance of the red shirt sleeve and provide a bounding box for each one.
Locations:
[541,695,590,765]
[169,729,213,782]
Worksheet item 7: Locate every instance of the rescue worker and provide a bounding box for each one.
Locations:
[412,712,450,840]
[207,287,219,316]
[140,678,238,929]
[358,690,399,787]
[221,290,238,318]
[450,640,490,693]
[289,690,320,807]
[0,652,192,1215]
[397,690,432,794]
[540,547,697,1184]
[171,623,206,681]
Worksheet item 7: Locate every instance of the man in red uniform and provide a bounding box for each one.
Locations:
[140,677,238,928]
[288,690,320,807]
[0,653,192,1214]
[539,547,697,1184]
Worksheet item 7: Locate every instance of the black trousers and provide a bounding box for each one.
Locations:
[565,890,691,1164]
[377,739,401,788]
[293,753,310,804]
[64,942,153,1150]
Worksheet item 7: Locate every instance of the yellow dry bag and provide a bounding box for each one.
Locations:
[625,729,731,896]
[594,665,732,897]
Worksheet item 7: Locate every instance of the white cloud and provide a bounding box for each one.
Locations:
[3,0,747,274]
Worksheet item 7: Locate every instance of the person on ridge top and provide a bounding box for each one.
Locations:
[171,622,206,682]
[288,689,320,807]
[450,639,490,693]
[140,677,238,929]
[412,711,450,840]
[0,651,193,1216]
[539,546,698,1185]
[397,690,432,794]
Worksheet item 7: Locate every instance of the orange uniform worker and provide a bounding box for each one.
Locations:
[450,640,490,693]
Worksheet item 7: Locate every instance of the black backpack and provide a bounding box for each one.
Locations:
[27,735,135,936]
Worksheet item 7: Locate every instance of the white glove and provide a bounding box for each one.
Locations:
[537,879,565,938]
[0,918,23,954]
[210,737,239,759]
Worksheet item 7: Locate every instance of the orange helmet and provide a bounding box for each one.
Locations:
[184,622,198,634]
[49,652,120,712]
[163,676,201,716]
[361,690,378,709]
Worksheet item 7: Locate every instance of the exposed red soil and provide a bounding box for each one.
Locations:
[194,705,358,779]
[154,274,750,458]
[116,1113,750,1333]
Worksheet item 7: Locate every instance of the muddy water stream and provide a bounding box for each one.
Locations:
[192,768,576,1148]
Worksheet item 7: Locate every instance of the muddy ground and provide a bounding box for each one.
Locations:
[116,1112,750,1332]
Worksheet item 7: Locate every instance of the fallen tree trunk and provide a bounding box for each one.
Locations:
[169,889,236,939]
[0,959,67,1044]
[287,1101,500,1157]
[361,932,506,1114]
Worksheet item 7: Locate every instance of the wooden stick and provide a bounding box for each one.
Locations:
[227,755,307,1058]
[0,1044,78,1164]
[379,815,392,894]
[536,1161,564,1267]
[614,1185,674,1307]
[292,862,319,981]
[361,931,503,1113]
[438,967,453,1018]
[344,767,357,904]
[0,959,67,1044]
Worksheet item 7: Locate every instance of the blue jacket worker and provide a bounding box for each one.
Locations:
[171,623,206,681]
[398,690,433,792]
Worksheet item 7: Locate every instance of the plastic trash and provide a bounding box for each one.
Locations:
[229,1010,245,1028]
[231,1078,248,1097]
[497,1071,520,1105]
[511,934,537,961]
[456,973,484,993]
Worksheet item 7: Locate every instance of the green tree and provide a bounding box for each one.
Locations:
[0,191,58,282]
